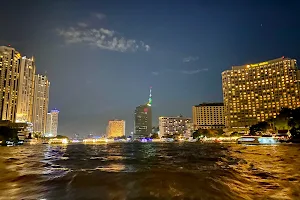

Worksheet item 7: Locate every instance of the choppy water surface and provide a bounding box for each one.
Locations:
[0,143,299,200]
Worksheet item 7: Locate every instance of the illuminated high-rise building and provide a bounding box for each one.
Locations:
[192,103,225,130]
[222,57,300,133]
[134,87,152,138]
[16,56,36,123]
[159,115,192,138]
[50,109,59,137]
[44,109,59,137]
[0,46,21,122]
[107,119,125,138]
[32,74,50,134]
[45,112,52,136]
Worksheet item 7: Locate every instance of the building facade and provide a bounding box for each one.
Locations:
[134,104,152,138]
[134,87,153,138]
[50,109,59,137]
[222,57,300,133]
[44,109,59,137]
[106,120,125,138]
[32,74,50,134]
[0,46,21,122]
[45,112,52,136]
[159,116,192,138]
[192,103,225,130]
[16,56,36,123]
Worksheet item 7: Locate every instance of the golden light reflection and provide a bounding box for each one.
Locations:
[49,138,68,144]
[223,145,300,199]
[96,164,125,172]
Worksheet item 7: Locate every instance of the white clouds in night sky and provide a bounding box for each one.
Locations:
[151,71,159,76]
[183,56,199,63]
[57,12,150,52]
[57,26,150,52]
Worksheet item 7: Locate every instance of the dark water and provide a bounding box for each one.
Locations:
[0,143,300,200]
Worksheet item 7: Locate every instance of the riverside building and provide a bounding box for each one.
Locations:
[134,87,153,138]
[159,115,192,138]
[222,57,300,133]
[32,74,50,134]
[106,120,125,138]
[0,46,21,122]
[192,103,225,130]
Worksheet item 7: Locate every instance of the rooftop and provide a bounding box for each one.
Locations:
[231,56,295,70]
[194,103,224,107]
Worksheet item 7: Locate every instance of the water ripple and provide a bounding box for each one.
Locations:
[0,143,299,199]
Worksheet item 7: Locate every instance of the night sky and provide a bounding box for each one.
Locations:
[1,0,300,137]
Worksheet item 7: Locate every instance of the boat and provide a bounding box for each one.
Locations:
[82,138,108,144]
[237,136,260,144]
[49,138,69,144]
[237,135,280,145]
[257,135,280,144]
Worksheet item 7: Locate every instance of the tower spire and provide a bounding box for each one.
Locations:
[147,86,152,106]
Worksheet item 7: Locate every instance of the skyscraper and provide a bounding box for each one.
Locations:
[107,119,125,138]
[16,56,36,123]
[32,74,50,134]
[134,87,152,138]
[45,112,52,136]
[0,46,21,122]
[222,57,300,133]
[44,109,59,137]
[50,109,59,137]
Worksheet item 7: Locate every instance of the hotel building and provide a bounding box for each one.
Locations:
[192,103,225,130]
[222,57,300,133]
[32,74,50,134]
[16,56,36,123]
[159,115,192,138]
[0,46,21,122]
[107,119,125,138]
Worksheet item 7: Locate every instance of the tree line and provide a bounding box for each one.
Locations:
[249,107,300,139]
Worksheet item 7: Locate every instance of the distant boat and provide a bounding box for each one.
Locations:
[6,141,15,146]
[237,136,260,144]
[49,138,69,144]
[83,138,107,144]
[237,135,279,145]
[258,135,280,144]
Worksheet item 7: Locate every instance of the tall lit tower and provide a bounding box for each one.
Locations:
[50,109,59,137]
[45,112,52,136]
[134,87,153,138]
[0,46,21,122]
[32,74,50,135]
[147,86,152,106]
[16,56,36,123]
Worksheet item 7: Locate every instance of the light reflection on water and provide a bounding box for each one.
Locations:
[0,143,299,199]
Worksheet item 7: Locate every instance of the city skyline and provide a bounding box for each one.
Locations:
[1,0,300,136]
[0,45,54,137]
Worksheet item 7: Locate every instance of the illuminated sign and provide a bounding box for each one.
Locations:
[258,62,268,66]
[248,61,268,68]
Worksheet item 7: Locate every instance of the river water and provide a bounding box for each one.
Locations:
[0,143,299,200]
